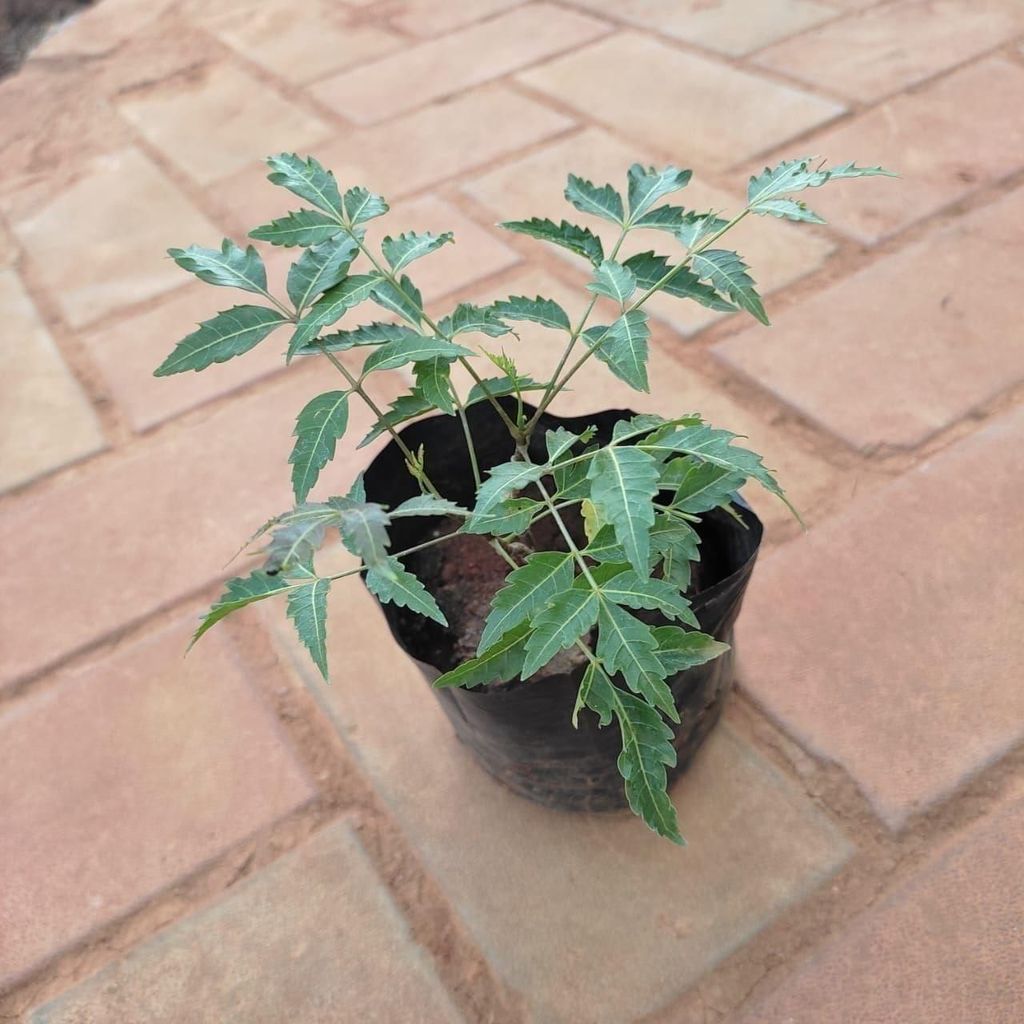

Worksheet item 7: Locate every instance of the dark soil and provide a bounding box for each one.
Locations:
[0,0,94,77]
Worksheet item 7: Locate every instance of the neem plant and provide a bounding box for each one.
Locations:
[156,153,890,842]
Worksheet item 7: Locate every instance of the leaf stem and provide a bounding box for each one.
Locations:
[453,391,482,488]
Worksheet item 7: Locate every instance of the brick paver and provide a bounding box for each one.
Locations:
[715,185,1024,450]
[0,617,314,987]
[3,0,1024,1019]
[738,793,1024,1023]
[519,32,844,170]
[27,822,463,1024]
[0,269,104,490]
[275,578,851,1024]
[734,405,1024,829]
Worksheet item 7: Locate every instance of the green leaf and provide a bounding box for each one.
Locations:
[286,235,360,311]
[471,459,544,519]
[491,295,572,332]
[691,249,769,325]
[434,623,530,689]
[370,275,423,326]
[584,309,650,392]
[750,197,825,224]
[627,164,692,220]
[662,457,743,513]
[287,577,331,679]
[358,391,433,447]
[250,209,345,247]
[623,251,736,312]
[289,391,350,503]
[366,556,446,625]
[598,569,696,626]
[382,231,453,273]
[521,588,600,679]
[263,505,333,575]
[564,173,624,224]
[478,552,573,655]
[747,156,895,207]
[295,321,420,356]
[545,426,585,464]
[466,375,545,406]
[168,239,268,295]
[392,494,466,518]
[650,515,701,590]
[363,335,473,374]
[595,604,678,721]
[460,498,540,537]
[651,626,729,675]
[499,218,604,267]
[587,446,659,574]
[155,305,286,376]
[413,357,455,414]
[438,302,512,338]
[267,153,343,218]
[191,571,298,647]
[289,274,382,357]
[327,496,391,569]
[343,186,388,226]
[577,666,682,843]
[588,260,637,304]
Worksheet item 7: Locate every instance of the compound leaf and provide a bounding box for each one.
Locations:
[250,209,344,247]
[564,173,624,224]
[286,235,360,311]
[627,164,692,220]
[366,556,446,625]
[584,309,650,392]
[168,239,268,294]
[343,186,388,225]
[521,588,600,679]
[434,623,530,689]
[289,391,350,502]
[287,576,331,679]
[587,446,659,574]
[499,217,604,267]
[289,274,382,356]
[382,230,453,273]
[267,153,343,218]
[155,305,286,376]
[691,249,768,325]
[491,294,572,332]
[588,260,637,304]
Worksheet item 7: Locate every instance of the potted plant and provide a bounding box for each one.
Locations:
[156,153,890,843]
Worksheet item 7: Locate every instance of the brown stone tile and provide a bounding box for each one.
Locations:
[26,822,462,1024]
[715,186,1024,450]
[30,0,176,57]
[3,148,222,328]
[0,219,15,268]
[116,63,332,185]
[0,618,314,987]
[739,794,1024,1022]
[519,32,844,171]
[749,57,1024,244]
[754,0,1024,102]
[0,270,105,491]
[568,0,835,56]
[463,127,835,335]
[272,579,851,1024]
[734,404,1024,829]
[205,0,402,84]
[0,365,404,691]
[391,0,527,37]
[310,3,610,124]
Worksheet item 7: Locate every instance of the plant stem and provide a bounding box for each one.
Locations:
[528,463,601,593]
[453,391,482,488]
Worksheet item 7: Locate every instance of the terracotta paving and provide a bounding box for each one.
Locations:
[1,1,1022,1021]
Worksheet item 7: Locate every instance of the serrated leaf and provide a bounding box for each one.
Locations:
[478,552,573,655]
[250,209,345,247]
[434,623,530,689]
[469,459,544,524]
[584,309,650,392]
[588,260,636,304]
[287,577,330,679]
[263,503,339,574]
[652,626,729,675]
[522,588,600,679]
[623,251,736,312]
[595,604,678,720]
[460,498,539,537]
[662,457,743,513]
[289,391,350,503]
[366,556,446,624]
[438,302,512,338]
[327,496,391,569]
[576,666,682,843]
[747,156,895,207]
[286,235,360,311]
[413,357,455,414]
[370,275,423,326]
[358,391,433,447]
[564,173,624,224]
[155,305,286,376]
[391,494,466,518]
[627,163,692,220]
[491,295,571,332]
[267,153,343,218]
[630,204,687,231]
[480,349,518,380]
[691,249,769,325]
[465,375,545,406]
[382,231,453,273]
[587,446,659,574]
[544,426,584,464]
[750,197,825,224]
[191,571,298,647]
[168,239,268,294]
[296,321,421,356]
[676,213,730,249]
[499,218,604,267]
[343,186,388,226]
[289,274,382,356]
[650,515,701,591]
[599,569,695,626]
[363,336,473,374]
